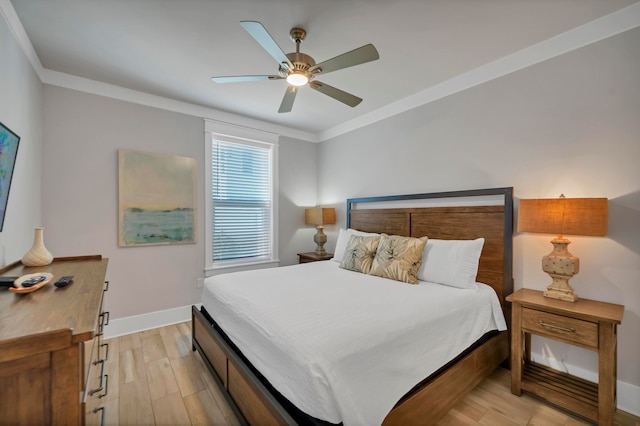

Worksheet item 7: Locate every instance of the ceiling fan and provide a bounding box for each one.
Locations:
[211,21,379,113]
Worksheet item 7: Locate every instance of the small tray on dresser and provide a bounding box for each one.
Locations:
[9,272,54,293]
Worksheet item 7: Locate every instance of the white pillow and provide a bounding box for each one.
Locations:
[417,238,485,289]
[332,228,381,262]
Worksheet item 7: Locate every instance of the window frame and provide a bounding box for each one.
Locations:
[204,120,279,275]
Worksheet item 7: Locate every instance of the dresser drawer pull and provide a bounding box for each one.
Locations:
[100,342,109,362]
[89,360,109,398]
[104,280,109,292]
[538,320,576,333]
[97,311,110,336]
[97,314,105,336]
[93,406,106,426]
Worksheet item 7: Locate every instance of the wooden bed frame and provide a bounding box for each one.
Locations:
[192,187,514,425]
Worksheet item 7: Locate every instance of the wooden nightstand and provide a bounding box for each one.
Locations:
[298,252,334,264]
[506,288,624,425]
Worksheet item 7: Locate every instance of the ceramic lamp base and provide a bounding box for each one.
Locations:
[543,277,579,302]
[313,226,328,256]
[541,236,579,302]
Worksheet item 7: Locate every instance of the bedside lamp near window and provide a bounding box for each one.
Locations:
[305,207,336,256]
[518,195,608,302]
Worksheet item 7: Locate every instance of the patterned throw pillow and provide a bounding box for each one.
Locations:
[339,235,381,274]
[369,234,428,284]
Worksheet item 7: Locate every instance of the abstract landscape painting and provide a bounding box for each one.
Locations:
[0,121,20,232]
[118,149,197,246]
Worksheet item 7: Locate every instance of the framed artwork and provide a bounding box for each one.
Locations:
[118,149,197,246]
[0,121,20,232]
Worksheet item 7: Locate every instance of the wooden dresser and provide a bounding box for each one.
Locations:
[0,255,109,425]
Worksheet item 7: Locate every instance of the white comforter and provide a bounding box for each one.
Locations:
[202,261,506,426]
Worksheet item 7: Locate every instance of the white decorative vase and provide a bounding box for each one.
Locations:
[22,227,54,267]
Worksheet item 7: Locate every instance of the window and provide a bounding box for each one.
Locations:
[205,120,279,272]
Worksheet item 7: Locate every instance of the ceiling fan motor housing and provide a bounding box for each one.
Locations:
[280,52,317,79]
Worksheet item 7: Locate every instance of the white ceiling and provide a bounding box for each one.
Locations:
[6,0,639,140]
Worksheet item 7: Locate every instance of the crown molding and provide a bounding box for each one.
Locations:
[41,69,318,142]
[3,1,639,143]
[318,2,640,141]
[0,0,44,79]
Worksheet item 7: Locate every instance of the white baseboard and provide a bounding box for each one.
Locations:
[532,351,640,417]
[103,304,200,339]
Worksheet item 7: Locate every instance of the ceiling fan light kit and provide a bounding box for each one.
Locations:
[286,72,309,86]
[212,21,379,113]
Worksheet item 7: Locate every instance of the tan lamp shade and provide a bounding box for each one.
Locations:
[518,198,608,237]
[517,197,608,302]
[305,207,336,256]
[305,207,336,226]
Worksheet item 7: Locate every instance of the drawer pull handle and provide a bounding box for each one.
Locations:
[89,360,108,398]
[97,313,105,336]
[104,280,109,292]
[97,311,110,336]
[538,320,576,333]
[101,374,109,398]
[100,342,109,362]
[93,406,106,426]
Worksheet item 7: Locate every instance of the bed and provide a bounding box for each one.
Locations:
[192,187,514,425]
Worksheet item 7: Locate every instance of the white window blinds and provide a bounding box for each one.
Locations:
[211,139,273,262]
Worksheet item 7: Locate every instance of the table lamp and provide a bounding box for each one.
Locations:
[517,195,608,302]
[305,207,336,256]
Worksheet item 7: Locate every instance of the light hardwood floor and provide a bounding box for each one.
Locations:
[102,322,639,425]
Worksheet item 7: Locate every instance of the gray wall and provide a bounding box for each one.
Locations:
[42,87,204,319]
[41,86,316,319]
[0,15,42,266]
[278,135,320,264]
[318,27,640,395]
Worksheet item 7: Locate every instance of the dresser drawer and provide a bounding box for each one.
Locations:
[521,307,598,349]
[84,281,110,425]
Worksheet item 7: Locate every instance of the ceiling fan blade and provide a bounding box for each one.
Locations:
[278,86,298,113]
[309,80,362,107]
[211,75,282,83]
[240,21,293,69]
[309,44,379,75]
[309,81,362,107]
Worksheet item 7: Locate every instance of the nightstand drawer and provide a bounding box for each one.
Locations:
[522,307,598,349]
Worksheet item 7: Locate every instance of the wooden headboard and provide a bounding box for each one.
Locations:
[346,187,514,306]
